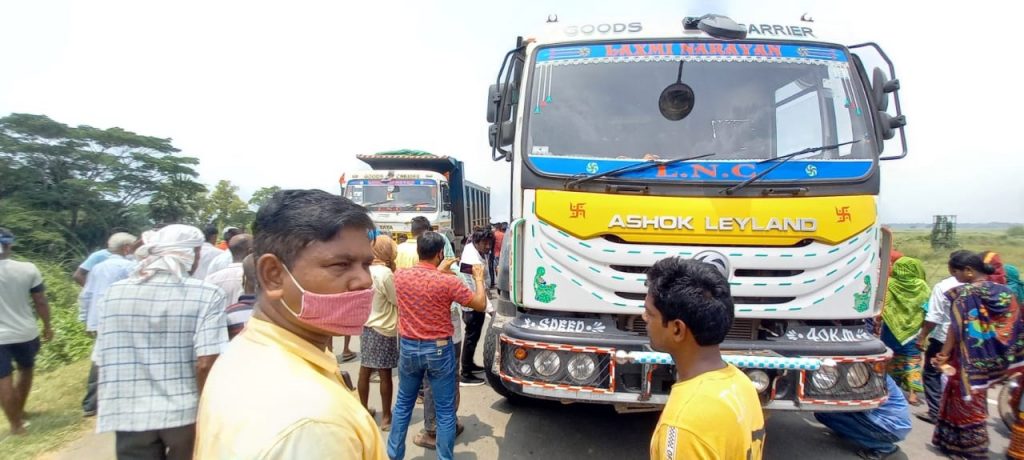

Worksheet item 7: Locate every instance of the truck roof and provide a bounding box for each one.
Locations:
[357,150,461,176]
[530,14,849,47]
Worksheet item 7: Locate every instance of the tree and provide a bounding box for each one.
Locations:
[248,186,281,211]
[0,113,204,263]
[198,180,254,231]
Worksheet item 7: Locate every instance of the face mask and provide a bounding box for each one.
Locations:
[280,266,373,336]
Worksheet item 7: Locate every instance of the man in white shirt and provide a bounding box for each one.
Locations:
[78,232,138,417]
[205,234,253,304]
[915,250,968,423]
[205,227,242,275]
[457,227,495,386]
[193,225,225,279]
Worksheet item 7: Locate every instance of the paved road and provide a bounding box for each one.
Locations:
[46,332,1012,460]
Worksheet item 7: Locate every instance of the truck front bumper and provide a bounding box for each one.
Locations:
[492,314,891,412]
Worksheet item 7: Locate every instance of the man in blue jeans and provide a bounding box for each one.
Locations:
[389,232,487,460]
[814,375,912,460]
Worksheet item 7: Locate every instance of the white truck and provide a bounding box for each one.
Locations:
[343,150,491,252]
[483,13,908,413]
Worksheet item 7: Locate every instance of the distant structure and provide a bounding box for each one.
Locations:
[931,215,958,249]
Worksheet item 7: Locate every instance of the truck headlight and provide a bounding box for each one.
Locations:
[746,370,770,393]
[566,354,597,384]
[533,351,561,378]
[810,366,839,390]
[845,363,871,388]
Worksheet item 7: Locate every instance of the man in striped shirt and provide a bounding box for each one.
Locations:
[95,224,227,460]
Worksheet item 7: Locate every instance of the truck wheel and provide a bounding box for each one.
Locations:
[483,325,523,403]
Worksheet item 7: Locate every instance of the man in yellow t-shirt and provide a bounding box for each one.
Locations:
[644,258,765,460]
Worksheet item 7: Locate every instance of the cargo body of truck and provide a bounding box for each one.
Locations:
[483,14,908,412]
[344,151,490,252]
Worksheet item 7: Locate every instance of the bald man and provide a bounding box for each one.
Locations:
[205,234,253,304]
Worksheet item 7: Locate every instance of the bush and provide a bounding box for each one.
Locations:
[1009,225,1024,237]
[33,261,94,371]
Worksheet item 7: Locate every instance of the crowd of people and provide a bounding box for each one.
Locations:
[1,190,1023,459]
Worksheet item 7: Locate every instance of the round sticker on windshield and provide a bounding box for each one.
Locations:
[586,162,599,174]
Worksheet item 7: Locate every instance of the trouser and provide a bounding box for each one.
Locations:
[814,412,900,454]
[388,337,457,460]
[461,311,485,372]
[488,254,497,288]
[424,343,461,433]
[82,362,98,413]
[115,423,195,460]
[923,338,944,419]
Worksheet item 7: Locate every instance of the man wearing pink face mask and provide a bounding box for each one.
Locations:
[194,189,385,459]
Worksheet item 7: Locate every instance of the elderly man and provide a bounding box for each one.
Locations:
[78,232,138,417]
[195,189,384,459]
[94,225,228,460]
[205,234,253,304]
[0,227,52,436]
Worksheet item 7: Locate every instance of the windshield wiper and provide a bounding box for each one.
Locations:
[566,152,716,189]
[363,199,394,208]
[721,140,862,196]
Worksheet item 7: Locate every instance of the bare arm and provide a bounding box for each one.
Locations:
[30,291,53,341]
[196,355,219,393]
[917,321,937,351]
[73,268,88,287]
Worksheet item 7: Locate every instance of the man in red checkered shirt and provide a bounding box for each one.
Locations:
[387,232,487,460]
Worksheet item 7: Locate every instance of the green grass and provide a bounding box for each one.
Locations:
[892,230,1024,285]
[1,359,91,460]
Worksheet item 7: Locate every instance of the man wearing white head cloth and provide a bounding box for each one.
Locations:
[94,224,228,460]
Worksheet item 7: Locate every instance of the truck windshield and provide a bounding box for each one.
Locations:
[526,42,876,182]
[345,179,438,212]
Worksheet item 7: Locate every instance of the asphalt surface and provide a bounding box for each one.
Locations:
[46,329,1012,460]
[338,324,1012,460]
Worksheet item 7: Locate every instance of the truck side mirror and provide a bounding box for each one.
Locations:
[488,121,516,148]
[871,67,905,141]
[487,84,514,123]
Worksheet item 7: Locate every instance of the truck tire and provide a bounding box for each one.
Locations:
[483,325,523,403]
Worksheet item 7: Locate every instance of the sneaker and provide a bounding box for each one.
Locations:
[464,363,486,375]
[460,374,486,386]
[914,411,936,424]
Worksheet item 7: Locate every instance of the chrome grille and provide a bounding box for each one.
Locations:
[619,316,757,340]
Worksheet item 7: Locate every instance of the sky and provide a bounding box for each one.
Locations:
[1,0,1022,224]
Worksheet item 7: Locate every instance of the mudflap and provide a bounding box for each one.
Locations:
[483,324,521,401]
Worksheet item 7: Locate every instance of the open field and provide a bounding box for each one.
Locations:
[890,229,1024,284]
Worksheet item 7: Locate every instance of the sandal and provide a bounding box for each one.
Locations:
[413,431,436,450]
[341,351,358,363]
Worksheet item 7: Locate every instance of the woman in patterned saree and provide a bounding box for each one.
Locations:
[932,251,1024,459]
[880,256,930,406]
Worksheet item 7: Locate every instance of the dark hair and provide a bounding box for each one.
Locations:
[411,216,431,236]
[253,189,374,268]
[204,224,219,239]
[417,231,446,260]
[948,250,995,275]
[646,257,734,346]
[471,227,495,245]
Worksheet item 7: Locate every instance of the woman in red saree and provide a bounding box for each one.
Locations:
[932,251,1024,459]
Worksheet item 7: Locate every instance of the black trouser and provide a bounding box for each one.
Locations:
[82,362,98,413]
[488,254,497,288]
[462,311,486,373]
[115,424,195,460]
[923,338,945,419]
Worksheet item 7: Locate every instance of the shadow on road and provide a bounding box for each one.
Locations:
[491,398,659,459]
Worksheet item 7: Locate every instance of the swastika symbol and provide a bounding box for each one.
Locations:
[836,206,852,223]
[570,203,586,218]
